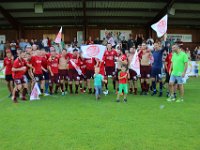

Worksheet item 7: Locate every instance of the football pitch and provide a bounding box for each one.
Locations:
[0,78,199,150]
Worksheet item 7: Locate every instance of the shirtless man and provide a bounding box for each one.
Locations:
[139,43,153,95]
[128,47,138,95]
[58,49,68,95]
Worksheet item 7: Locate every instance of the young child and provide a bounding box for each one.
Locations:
[194,62,199,77]
[94,67,106,100]
[116,65,129,103]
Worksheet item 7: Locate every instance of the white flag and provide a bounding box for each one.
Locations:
[69,60,82,75]
[30,82,41,101]
[54,26,62,43]
[129,50,140,75]
[151,14,168,38]
[81,45,106,60]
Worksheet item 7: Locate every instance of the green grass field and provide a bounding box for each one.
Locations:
[0,78,200,150]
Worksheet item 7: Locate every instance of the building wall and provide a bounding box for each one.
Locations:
[0,27,199,49]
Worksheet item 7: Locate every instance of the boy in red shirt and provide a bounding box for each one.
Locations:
[12,50,28,102]
[47,47,59,95]
[66,49,81,94]
[104,43,118,93]
[116,65,129,103]
[0,49,14,97]
[31,50,47,95]
[85,57,96,94]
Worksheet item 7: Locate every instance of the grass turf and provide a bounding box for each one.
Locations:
[0,78,199,150]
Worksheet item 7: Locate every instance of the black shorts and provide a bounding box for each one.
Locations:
[165,72,170,83]
[25,72,32,81]
[115,69,121,81]
[129,69,137,81]
[14,77,26,85]
[43,71,49,80]
[140,66,151,79]
[68,69,80,81]
[85,69,94,79]
[79,74,87,81]
[105,66,115,76]
[5,75,13,82]
[34,74,45,82]
[49,74,59,84]
[59,70,68,80]
[151,67,162,80]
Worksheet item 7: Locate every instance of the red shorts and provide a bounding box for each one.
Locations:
[59,69,68,80]
[140,66,151,79]
[68,69,80,81]
[14,77,26,85]
[85,69,94,79]
[129,69,137,80]
[34,74,45,82]
[105,66,115,76]
[49,74,59,84]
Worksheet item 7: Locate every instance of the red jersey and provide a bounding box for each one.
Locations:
[41,56,48,69]
[66,53,81,70]
[86,40,94,45]
[12,58,26,79]
[80,59,86,75]
[47,57,59,74]
[104,50,117,67]
[165,52,172,73]
[98,61,105,76]
[119,71,128,84]
[85,58,95,70]
[3,57,13,75]
[31,56,43,75]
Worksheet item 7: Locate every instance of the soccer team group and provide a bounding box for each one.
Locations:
[0,42,188,103]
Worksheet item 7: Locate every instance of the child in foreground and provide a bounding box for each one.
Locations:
[116,65,129,103]
[94,67,107,100]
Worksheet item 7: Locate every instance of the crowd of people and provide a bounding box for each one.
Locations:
[0,33,192,103]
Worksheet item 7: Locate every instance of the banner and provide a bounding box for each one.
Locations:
[54,26,62,43]
[81,45,106,60]
[0,61,5,78]
[69,60,82,75]
[129,50,140,75]
[167,34,192,42]
[100,30,132,42]
[186,61,199,76]
[30,82,41,101]
[151,14,168,38]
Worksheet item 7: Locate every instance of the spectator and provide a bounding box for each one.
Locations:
[135,34,144,48]
[10,40,17,57]
[86,36,94,45]
[47,37,52,48]
[147,40,154,52]
[102,38,107,46]
[121,36,128,50]
[146,36,154,45]
[185,47,191,60]
[42,37,49,52]
[72,37,78,47]
[127,34,135,50]
[94,37,101,44]
[0,40,5,59]
[19,38,27,50]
